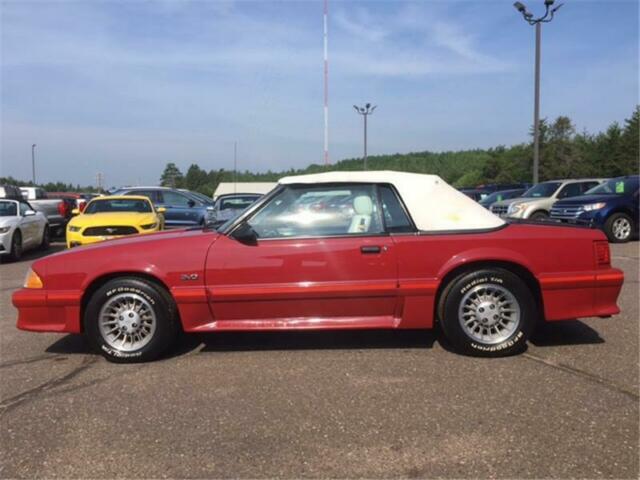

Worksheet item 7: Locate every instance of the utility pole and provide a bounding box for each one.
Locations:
[233,141,237,194]
[31,144,37,184]
[513,0,563,184]
[353,103,376,170]
[323,0,329,166]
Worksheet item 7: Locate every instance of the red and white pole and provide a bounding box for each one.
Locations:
[323,0,329,165]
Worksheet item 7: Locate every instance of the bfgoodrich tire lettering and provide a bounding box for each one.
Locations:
[84,277,179,363]
[439,268,536,357]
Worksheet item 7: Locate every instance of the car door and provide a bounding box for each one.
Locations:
[157,190,200,227]
[204,183,399,328]
[18,201,38,247]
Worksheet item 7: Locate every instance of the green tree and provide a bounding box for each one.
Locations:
[184,164,209,191]
[159,163,184,188]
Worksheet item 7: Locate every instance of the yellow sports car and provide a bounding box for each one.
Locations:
[66,196,165,248]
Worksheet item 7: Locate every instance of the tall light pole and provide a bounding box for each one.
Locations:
[31,144,37,184]
[353,103,376,170]
[513,0,563,184]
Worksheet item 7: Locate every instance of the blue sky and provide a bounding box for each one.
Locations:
[1,0,638,187]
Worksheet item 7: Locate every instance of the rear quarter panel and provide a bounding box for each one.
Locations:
[392,223,612,328]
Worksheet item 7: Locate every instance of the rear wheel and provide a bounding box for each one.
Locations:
[439,268,536,356]
[604,213,633,243]
[84,277,179,363]
[9,231,22,262]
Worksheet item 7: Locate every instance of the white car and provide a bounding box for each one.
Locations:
[0,199,50,261]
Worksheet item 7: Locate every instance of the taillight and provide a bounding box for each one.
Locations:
[57,201,69,217]
[594,241,610,267]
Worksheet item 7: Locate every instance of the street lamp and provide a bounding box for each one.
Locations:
[353,103,376,170]
[513,0,563,184]
[31,144,37,184]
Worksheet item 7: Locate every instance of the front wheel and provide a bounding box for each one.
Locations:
[439,268,536,357]
[9,231,22,262]
[40,226,50,250]
[604,213,633,243]
[84,277,179,363]
[529,211,548,221]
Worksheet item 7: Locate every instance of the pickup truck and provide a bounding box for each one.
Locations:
[19,187,71,237]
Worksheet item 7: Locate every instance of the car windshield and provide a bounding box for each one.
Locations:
[479,190,519,205]
[585,177,639,195]
[85,199,152,214]
[0,201,17,216]
[219,196,260,211]
[521,182,562,198]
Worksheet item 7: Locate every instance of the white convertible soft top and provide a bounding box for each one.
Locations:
[279,170,505,232]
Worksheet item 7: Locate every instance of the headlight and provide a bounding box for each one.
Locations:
[68,226,81,232]
[508,203,527,215]
[140,223,158,230]
[24,269,43,289]
[583,202,606,212]
[0,226,11,234]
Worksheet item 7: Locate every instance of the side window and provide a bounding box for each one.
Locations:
[247,184,383,239]
[19,202,30,215]
[379,185,414,233]
[558,183,582,199]
[581,182,599,193]
[162,191,193,207]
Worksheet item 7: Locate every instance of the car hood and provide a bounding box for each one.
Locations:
[0,217,18,228]
[553,194,619,206]
[69,212,157,227]
[490,198,522,208]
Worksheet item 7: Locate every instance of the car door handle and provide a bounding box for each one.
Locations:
[360,245,382,254]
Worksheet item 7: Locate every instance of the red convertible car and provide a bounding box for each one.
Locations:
[13,171,624,362]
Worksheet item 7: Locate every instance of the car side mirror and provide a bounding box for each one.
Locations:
[188,199,196,208]
[24,209,37,216]
[157,207,166,213]
[71,208,80,215]
[231,222,258,246]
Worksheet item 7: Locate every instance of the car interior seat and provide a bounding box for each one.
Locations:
[348,195,373,233]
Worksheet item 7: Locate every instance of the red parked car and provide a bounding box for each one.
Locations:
[13,172,624,363]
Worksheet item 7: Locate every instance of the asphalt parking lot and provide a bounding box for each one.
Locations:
[0,242,638,479]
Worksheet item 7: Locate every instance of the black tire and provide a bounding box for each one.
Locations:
[439,268,536,357]
[529,211,548,221]
[9,230,22,262]
[84,277,179,363]
[604,213,634,243]
[40,226,50,250]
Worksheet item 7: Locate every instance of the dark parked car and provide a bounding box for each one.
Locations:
[112,187,214,228]
[460,183,530,202]
[211,193,262,228]
[479,188,527,208]
[550,175,639,243]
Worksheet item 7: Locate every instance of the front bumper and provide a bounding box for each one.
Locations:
[66,227,159,248]
[13,288,83,333]
[0,231,12,255]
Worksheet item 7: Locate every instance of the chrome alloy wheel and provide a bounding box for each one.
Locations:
[458,284,521,345]
[612,217,631,240]
[98,293,157,351]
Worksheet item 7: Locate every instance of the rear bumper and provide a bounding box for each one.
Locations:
[539,268,624,321]
[13,288,82,333]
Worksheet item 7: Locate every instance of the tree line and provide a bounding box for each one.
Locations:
[2,107,637,195]
[163,106,639,196]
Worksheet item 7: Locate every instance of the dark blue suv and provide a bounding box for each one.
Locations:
[112,187,214,228]
[550,175,639,243]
